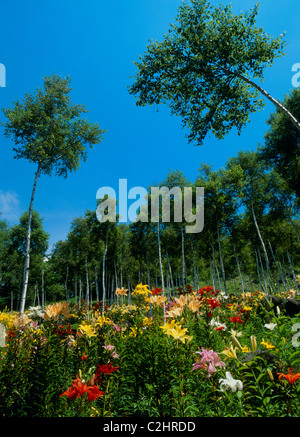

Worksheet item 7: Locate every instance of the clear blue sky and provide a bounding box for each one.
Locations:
[0,0,299,250]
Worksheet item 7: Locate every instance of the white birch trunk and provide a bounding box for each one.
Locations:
[102,236,108,315]
[233,244,244,293]
[41,268,45,309]
[19,165,41,314]
[252,202,270,277]
[217,64,300,131]
[85,254,89,307]
[157,223,166,322]
[79,276,82,308]
[65,265,69,303]
[181,228,186,291]
[217,223,227,295]
[289,218,300,246]
[95,266,100,302]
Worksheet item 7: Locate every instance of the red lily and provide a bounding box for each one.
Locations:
[229,316,244,324]
[151,287,162,295]
[96,363,120,375]
[59,377,104,402]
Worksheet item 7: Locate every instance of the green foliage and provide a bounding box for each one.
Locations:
[2,74,106,178]
[0,210,49,309]
[259,88,300,199]
[128,0,287,145]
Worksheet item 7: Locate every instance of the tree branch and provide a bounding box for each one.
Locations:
[216,64,300,132]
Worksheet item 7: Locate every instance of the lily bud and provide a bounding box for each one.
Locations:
[231,334,243,351]
[251,335,257,353]
[267,368,274,381]
[276,305,281,316]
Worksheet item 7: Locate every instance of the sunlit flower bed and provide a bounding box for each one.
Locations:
[0,283,300,417]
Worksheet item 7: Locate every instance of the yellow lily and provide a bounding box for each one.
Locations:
[95,316,113,328]
[115,287,128,296]
[221,343,237,359]
[149,295,167,306]
[160,319,177,334]
[188,297,201,313]
[165,306,183,318]
[243,305,252,311]
[132,283,149,296]
[260,339,276,350]
[78,323,96,338]
[167,324,193,344]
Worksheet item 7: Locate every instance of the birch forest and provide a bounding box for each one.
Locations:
[1,143,299,311]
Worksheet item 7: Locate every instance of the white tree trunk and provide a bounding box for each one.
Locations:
[85,254,89,307]
[252,202,270,276]
[290,218,300,246]
[95,266,99,302]
[41,268,45,309]
[217,64,300,131]
[74,275,78,304]
[146,245,151,290]
[65,265,69,303]
[19,165,40,314]
[157,223,166,322]
[181,227,186,291]
[79,276,82,308]
[102,236,108,315]
[233,244,244,293]
[217,223,227,295]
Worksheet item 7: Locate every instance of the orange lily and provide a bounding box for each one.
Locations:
[278,368,300,385]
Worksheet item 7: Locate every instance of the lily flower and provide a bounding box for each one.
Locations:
[78,323,96,338]
[210,318,227,331]
[260,339,276,350]
[132,283,150,296]
[151,287,163,295]
[168,324,193,343]
[219,372,243,393]
[59,377,104,402]
[165,306,184,318]
[264,323,277,330]
[192,348,225,377]
[230,329,242,337]
[160,319,177,334]
[278,368,300,385]
[221,343,237,359]
[150,295,167,306]
[115,287,128,296]
[188,297,201,313]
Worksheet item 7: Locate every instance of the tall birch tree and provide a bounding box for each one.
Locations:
[2,74,106,313]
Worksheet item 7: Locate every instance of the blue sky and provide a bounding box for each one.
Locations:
[0,0,299,250]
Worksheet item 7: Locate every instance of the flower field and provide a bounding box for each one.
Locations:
[1,283,300,417]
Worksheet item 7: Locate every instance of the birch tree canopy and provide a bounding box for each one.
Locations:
[128,0,291,145]
[2,74,106,177]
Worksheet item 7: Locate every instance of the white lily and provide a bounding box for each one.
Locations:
[219,372,243,393]
[229,329,242,337]
[210,318,227,331]
[264,323,277,330]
